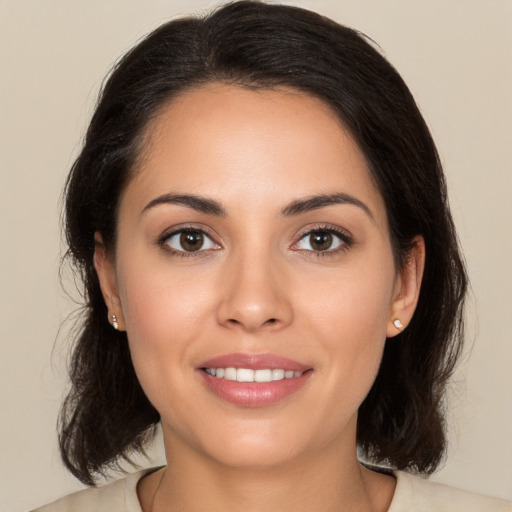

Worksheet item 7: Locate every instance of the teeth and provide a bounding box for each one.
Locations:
[224,367,237,381]
[272,369,285,380]
[237,368,254,382]
[255,369,272,382]
[205,367,303,382]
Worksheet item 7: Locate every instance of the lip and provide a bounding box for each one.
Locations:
[199,353,310,372]
[197,353,312,408]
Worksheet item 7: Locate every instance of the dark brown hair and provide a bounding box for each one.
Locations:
[60,0,467,485]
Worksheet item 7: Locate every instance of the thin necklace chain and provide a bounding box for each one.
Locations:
[148,466,380,512]
[149,469,166,512]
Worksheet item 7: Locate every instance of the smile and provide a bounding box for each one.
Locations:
[203,368,303,382]
[198,354,312,407]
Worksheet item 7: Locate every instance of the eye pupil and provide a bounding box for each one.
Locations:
[310,231,332,251]
[180,231,204,251]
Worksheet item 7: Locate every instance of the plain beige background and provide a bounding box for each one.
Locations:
[1,0,511,510]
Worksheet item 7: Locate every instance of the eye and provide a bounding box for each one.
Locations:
[163,229,219,253]
[294,228,350,252]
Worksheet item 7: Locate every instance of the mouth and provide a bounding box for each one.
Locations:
[198,353,312,407]
[202,367,304,382]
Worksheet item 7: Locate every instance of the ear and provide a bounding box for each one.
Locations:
[387,235,425,338]
[93,232,125,331]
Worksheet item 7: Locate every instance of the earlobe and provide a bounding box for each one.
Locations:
[387,236,425,338]
[93,232,125,331]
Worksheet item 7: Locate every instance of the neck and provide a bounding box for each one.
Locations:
[144,432,395,512]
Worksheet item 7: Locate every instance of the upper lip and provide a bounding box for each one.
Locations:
[199,353,310,372]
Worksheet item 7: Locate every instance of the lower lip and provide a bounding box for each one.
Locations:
[199,370,312,408]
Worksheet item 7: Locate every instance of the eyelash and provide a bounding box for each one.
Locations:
[158,225,220,259]
[293,224,353,258]
[157,224,353,258]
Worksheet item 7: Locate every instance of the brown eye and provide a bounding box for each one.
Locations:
[295,229,347,252]
[180,231,204,251]
[309,231,333,251]
[164,229,219,253]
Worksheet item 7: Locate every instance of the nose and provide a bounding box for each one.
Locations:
[216,249,293,333]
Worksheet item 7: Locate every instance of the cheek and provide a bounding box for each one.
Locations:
[115,254,217,402]
[120,274,193,348]
[117,247,216,339]
[297,258,395,398]
[300,254,395,341]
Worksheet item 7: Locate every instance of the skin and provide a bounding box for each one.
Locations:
[95,83,425,512]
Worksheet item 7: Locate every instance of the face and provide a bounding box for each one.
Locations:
[96,83,422,470]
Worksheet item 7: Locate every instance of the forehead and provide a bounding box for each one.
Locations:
[124,83,387,227]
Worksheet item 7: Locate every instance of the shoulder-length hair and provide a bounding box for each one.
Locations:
[60,0,467,485]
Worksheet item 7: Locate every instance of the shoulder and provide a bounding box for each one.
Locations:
[390,471,512,512]
[30,467,158,512]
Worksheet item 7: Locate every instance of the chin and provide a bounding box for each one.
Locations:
[205,436,303,470]
[164,415,309,470]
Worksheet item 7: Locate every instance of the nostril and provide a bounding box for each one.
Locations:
[227,317,277,327]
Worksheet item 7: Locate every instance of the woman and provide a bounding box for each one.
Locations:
[33,1,511,510]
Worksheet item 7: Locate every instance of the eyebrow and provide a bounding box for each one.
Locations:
[281,193,374,220]
[142,193,227,216]
[141,192,373,220]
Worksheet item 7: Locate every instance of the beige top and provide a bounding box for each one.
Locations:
[33,467,512,512]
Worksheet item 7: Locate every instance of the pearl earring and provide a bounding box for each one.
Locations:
[112,315,119,330]
[393,318,403,330]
